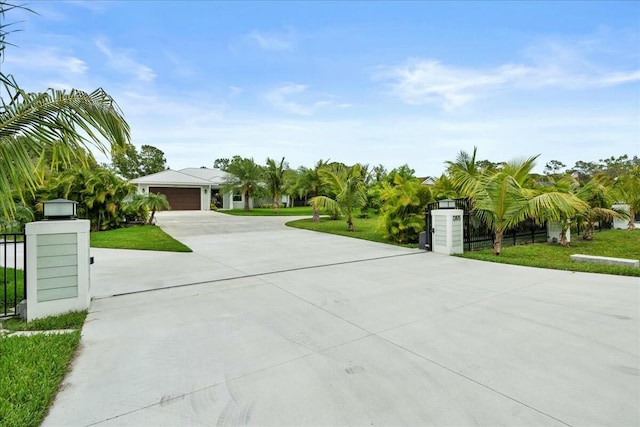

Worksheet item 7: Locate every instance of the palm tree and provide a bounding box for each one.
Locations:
[468,156,586,255]
[222,157,264,211]
[264,157,287,213]
[0,4,129,219]
[142,192,170,225]
[613,166,640,230]
[446,146,482,197]
[310,163,367,232]
[296,159,329,222]
[575,175,626,239]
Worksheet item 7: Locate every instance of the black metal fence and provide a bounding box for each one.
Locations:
[1,233,26,318]
[426,198,547,252]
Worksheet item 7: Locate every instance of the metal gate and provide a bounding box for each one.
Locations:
[425,198,547,252]
[1,233,26,318]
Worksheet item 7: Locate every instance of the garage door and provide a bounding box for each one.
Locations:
[149,187,201,210]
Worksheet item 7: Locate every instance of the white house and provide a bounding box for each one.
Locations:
[130,167,250,211]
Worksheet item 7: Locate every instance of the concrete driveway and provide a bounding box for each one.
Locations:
[44,211,639,426]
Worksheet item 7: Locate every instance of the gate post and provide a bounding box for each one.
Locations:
[24,219,91,321]
[431,209,464,255]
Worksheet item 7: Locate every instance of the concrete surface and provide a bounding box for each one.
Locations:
[43,211,640,426]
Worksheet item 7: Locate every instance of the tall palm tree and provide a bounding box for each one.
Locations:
[264,157,287,213]
[310,163,367,232]
[222,157,264,211]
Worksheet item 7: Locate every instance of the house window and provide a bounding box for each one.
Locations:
[233,194,242,202]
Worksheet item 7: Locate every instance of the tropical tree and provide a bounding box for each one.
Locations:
[467,155,586,255]
[222,156,264,211]
[41,166,134,231]
[379,174,432,243]
[296,159,329,222]
[575,175,626,239]
[614,166,640,230]
[141,192,170,225]
[310,163,367,232]
[0,4,130,218]
[445,147,482,197]
[264,157,287,213]
[431,174,459,200]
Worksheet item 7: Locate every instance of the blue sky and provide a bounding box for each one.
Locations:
[5,1,639,176]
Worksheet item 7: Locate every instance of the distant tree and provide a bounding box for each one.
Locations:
[222,156,264,211]
[111,143,140,179]
[213,158,231,171]
[111,144,166,179]
[371,164,387,183]
[567,160,602,183]
[385,164,415,185]
[296,159,329,222]
[139,145,167,176]
[264,157,287,213]
[544,160,566,176]
[476,159,502,172]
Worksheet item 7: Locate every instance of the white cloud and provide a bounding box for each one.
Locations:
[6,48,88,75]
[265,83,345,116]
[376,39,640,110]
[247,28,295,51]
[96,38,156,82]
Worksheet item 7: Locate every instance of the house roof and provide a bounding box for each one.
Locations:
[179,168,228,184]
[130,168,228,186]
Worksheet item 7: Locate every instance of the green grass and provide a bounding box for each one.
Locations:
[458,229,640,277]
[2,310,87,332]
[286,215,418,248]
[90,225,191,252]
[0,311,87,427]
[1,268,23,314]
[222,206,315,216]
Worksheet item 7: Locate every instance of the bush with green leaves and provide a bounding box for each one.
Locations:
[39,166,134,231]
[379,175,431,244]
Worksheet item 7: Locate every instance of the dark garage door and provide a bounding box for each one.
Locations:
[149,187,201,210]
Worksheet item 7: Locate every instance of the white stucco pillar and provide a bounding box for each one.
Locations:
[24,220,91,321]
[431,209,464,255]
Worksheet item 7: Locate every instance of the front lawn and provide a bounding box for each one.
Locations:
[90,225,191,252]
[0,311,87,427]
[458,229,640,277]
[221,206,315,216]
[286,215,418,248]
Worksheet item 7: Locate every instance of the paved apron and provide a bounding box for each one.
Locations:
[44,211,640,426]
